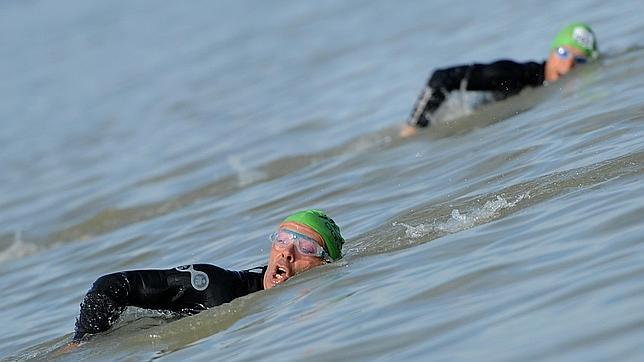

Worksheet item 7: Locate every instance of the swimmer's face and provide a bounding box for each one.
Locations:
[545,45,588,82]
[264,222,326,289]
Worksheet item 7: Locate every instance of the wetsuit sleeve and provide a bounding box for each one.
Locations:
[73,265,265,341]
[73,272,131,341]
[407,60,545,127]
[462,60,545,93]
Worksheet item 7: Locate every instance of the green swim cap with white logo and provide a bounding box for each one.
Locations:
[551,23,598,59]
[283,209,344,261]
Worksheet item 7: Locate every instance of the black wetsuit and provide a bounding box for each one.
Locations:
[73,264,265,341]
[408,60,546,127]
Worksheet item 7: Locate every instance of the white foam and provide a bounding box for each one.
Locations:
[438,193,529,233]
[395,193,530,239]
[0,231,39,262]
[392,221,434,239]
[432,90,497,125]
[227,155,267,187]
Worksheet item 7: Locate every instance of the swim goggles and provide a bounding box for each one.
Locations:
[556,47,588,64]
[270,229,330,261]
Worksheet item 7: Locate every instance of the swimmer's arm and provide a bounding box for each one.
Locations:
[419,60,544,101]
[73,272,131,341]
[72,265,263,341]
[464,60,545,93]
[73,270,178,341]
[405,65,471,129]
[404,60,544,132]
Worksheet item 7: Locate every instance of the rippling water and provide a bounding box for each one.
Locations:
[1,0,643,361]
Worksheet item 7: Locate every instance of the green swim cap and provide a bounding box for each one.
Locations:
[551,23,598,58]
[283,209,344,261]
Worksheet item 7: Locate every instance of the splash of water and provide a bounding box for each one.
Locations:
[0,230,39,262]
[437,193,529,233]
[392,222,433,239]
[227,155,267,187]
[394,193,530,239]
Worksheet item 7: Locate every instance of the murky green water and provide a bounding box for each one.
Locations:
[1,0,643,361]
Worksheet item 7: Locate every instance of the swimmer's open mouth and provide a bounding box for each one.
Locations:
[271,264,291,285]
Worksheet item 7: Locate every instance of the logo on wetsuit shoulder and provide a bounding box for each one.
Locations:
[175,265,210,291]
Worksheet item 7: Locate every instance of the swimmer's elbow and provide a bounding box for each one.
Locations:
[74,272,130,339]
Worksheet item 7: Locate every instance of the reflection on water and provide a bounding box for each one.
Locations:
[1,0,644,361]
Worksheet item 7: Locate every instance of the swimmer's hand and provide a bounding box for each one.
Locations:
[399,124,418,138]
[55,341,81,355]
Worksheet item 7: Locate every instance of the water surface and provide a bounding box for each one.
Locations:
[1,0,643,361]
